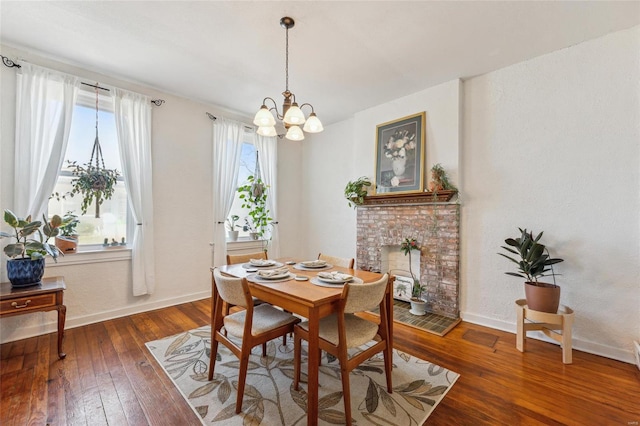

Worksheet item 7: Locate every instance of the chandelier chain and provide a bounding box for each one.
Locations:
[285,25,289,92]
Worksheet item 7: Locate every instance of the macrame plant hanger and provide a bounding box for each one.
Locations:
[89,83,107,218]
[251,151,264,198]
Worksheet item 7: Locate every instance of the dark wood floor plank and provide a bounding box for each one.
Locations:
[2,299,638,426]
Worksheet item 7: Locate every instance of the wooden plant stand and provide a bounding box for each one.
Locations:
[516,299,574,364]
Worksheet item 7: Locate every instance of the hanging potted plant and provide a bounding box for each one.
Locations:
[52,84,119,218]
[400,237,427,315]
[0,210,62,287]
[498,227,564,313]
[55,211,80,253]
[238,175,272,244]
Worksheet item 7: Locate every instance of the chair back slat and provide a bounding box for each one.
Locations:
[213,268,249,308]
[343,273,389,313]
[318,253,354,269]
[227,251,268,265]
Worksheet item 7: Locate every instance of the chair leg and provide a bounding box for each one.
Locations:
[235,349,251,414]
[262,342,267,357]
[318,349,322,366]
[383,346,393,393]
[293,333,301,390]
[340,365,352,426]
[283,333,287,346]
[208,335,220,381]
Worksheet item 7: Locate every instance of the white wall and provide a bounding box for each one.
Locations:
[304,26,639,363]
[0,44,301,342]
[461,26,640,362]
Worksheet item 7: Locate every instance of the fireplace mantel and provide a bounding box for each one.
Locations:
[359,190,457,207]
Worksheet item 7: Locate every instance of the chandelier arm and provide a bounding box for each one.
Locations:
[262,97,283,120]
[299,102,315,113]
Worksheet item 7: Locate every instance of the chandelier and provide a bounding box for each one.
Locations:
[253,16,323,141]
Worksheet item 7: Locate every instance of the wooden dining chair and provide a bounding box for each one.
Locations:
[317,253,355,269]
[293,273,392,426]
[209,268,300,414]
[226,250,268,266]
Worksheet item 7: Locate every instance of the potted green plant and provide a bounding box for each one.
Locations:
[400,237,427,315]
[52,160,120,218]
[428,163,458,193]
[226,214,240,241]
[0,210,63,287]
[238,175,272,241]
[498,227,564,313]
[344,176,372,208]
[55,211,80,253]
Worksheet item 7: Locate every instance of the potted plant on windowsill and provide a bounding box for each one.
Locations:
[498,227,564,313]
[55,211,80,254]
[0,210,63,288]
[401,237,427,315]
[226,214,240,241]
[344,176,372,208]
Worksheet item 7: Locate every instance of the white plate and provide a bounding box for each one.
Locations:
[256,272,290,280]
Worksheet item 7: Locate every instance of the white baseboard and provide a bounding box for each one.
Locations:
[461,311,636,365]
[0,290,211,345]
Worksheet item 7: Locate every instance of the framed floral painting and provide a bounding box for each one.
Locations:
[374,112,426,194]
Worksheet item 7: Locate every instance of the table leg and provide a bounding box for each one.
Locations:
[57,305,66,359]
[306,308,320,425]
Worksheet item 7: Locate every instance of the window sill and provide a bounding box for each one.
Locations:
[46,246,132,267]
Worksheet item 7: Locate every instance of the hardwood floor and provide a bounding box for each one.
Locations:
[1,299,638,425]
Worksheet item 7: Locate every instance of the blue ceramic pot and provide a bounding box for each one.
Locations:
[6,258,45,288]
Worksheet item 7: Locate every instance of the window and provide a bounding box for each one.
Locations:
[227,133,258,239]
[48,87,129,246]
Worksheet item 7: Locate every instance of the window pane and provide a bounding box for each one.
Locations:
[228,140,258,238]
[48,88,129,246]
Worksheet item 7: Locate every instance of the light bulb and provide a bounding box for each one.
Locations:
[253,106,276,127]
[302,113,323,133]
[285,125,305,141]
[257,126,277,137]
[283,103,306,125]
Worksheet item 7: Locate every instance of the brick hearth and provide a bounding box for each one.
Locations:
[356,202,460,318]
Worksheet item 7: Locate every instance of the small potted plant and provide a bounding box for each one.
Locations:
[0,210,63,287]
[242,218,259,240]
[344,176,372,208]
[498,227,564,313]
[226,214,240,241]
[400,237,427,315]
[55,211,80,253]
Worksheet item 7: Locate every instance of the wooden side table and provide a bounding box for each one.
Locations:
[0,276,67,359]
[516,299,574,364]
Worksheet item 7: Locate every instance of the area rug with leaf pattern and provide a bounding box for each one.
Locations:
[145,325,459,425]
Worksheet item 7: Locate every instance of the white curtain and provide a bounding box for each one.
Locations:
[212,118,244,267]
[113,88,155,296]
[254,134,280,257]
[14,63,79,220]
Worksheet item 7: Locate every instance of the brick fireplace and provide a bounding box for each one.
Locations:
[356,194,460,318]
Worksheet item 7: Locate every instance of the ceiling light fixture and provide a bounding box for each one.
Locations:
[253,16,323,141]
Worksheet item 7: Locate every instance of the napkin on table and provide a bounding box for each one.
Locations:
[256,267,289,278]
[317,271,352,281]
[302,260,326,267]
[250,258,272,266]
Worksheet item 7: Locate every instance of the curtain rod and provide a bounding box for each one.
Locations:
[0,56,165,106]
[207,112,284,138]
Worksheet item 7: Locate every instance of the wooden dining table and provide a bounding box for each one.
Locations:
[217,257,393,426]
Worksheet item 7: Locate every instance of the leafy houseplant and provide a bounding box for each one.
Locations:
[344,176,372,208]
[0,210,63,287]
[428,163,457,193]
[55,211,80,253]
[52,160,119,218]
[226,214,240,242]
[498,227,564,313]
[237,175,272,241]
[401,237,427,315]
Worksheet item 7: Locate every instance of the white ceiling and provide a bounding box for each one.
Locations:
[1,1,639,126]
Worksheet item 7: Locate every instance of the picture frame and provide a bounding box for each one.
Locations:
[374,112,426,195]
